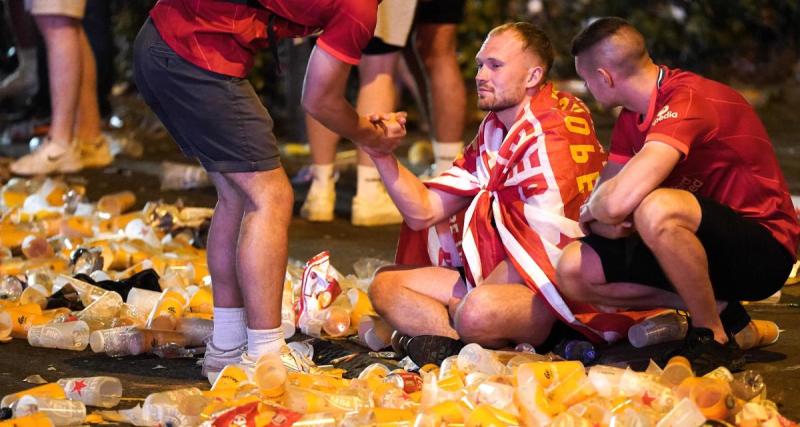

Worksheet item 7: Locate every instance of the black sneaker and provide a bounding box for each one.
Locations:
[667,327,745,376]
[405,335,465,367]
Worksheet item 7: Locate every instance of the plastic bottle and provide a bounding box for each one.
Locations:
[96,191,136,217]
[13,395,86,426]
[554,339,597,364]
[322,306,351,338]
[57,377,122,408]
[628,311,689,348]
[89,326,187,356]
[177,317,213,347]
[21,235,54,259]
[0,276,24,300]
[160,162,211,191]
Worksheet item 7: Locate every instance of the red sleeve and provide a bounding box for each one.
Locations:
[609,111,639,164]
[317,0,377,65]
[645,88,717,156]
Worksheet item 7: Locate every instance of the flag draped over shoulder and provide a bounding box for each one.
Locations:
[396,83,647,343]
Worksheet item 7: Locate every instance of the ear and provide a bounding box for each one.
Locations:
[526,66,545,89]
[598,68,614,88]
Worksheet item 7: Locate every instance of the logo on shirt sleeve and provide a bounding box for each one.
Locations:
[652,104,679,126]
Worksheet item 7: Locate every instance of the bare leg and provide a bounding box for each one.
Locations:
[73,28,101,143]
[225,168,294,329]
[35,15,81,147]
[634,189,726,342]
[369,265,461,339]
[206,172,245,308]
[416,23,465,144]
[306,114,339,166]
[455,259,555,348]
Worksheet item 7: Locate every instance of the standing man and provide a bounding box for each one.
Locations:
[133,0,406,382]
[367,23,606,364]
[556,17,799,374]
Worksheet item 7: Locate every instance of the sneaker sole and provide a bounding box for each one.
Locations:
[406,335,464,367]
[300,209,334,222]
[351,214,404,227]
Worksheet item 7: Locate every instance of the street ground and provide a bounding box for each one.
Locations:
[1,84,800,420]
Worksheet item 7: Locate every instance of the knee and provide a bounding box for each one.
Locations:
[453,287,494,342]
[633,189,692,245]
[368,266,397,315]
[555,242,590,301]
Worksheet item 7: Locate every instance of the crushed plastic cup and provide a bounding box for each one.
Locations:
[0,312,11,340]
[0,276,24,300]
[187,286,213,315]
[141,387,204,426]
[457,343,506,375]
[125,288,161,320]
[253,353,288,398]
[177,317,213,347]
[1,384,66,409]
[27,321,90,351]
[13,395,86,426]
[77,291,123,330]
[661,355,694,387]
[56,377,122,408]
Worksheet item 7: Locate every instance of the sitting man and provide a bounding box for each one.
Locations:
[556,17,799,374]
[367,22,606,364]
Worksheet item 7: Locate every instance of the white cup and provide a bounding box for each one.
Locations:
[126,288,161,318]
[27,321,90,351]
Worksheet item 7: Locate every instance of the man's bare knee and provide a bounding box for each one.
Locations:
[368,268,395,315]
[555,242,588,300]
[453,287,495,344]
[634,189,699,246]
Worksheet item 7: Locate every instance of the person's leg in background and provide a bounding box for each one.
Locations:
[412,0,467,177]
[0,0,39,103]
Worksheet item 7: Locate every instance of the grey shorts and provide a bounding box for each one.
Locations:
[132,18,281,173]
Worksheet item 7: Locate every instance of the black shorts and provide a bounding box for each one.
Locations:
[362,37,403,55]
[416,0,466,24]
[133,18,281,173]
[581,195,794,302]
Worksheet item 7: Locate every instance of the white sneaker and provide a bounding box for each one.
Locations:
[10,139,82,176]
[79,135,114,168]
[240,345,315,373]
[351,186,403,226]
[300,179,336,222]
[200,341,247,384]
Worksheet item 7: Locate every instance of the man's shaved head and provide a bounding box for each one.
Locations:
[571,17,649,78]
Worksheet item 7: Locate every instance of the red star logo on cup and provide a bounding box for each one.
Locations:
[641,391,655,407]
[72,380,87,395]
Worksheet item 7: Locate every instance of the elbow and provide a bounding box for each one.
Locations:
[404,213,437,231]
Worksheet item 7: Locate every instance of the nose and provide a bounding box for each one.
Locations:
[476,67,489,83]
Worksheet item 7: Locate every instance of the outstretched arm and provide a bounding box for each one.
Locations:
[369,153,471,230]
[302,45,405,151]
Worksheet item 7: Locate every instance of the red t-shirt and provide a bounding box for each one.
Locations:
[610,67,799,256]
[150,0,377,78]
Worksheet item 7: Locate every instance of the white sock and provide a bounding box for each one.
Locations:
[246,326,286,359]
[212,307,247,350]
[432,141,464,176]
[356,165,382,198]
[308,163,335,195]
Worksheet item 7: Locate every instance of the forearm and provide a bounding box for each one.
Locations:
[370,155,443,230]
[303,95,380,146]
